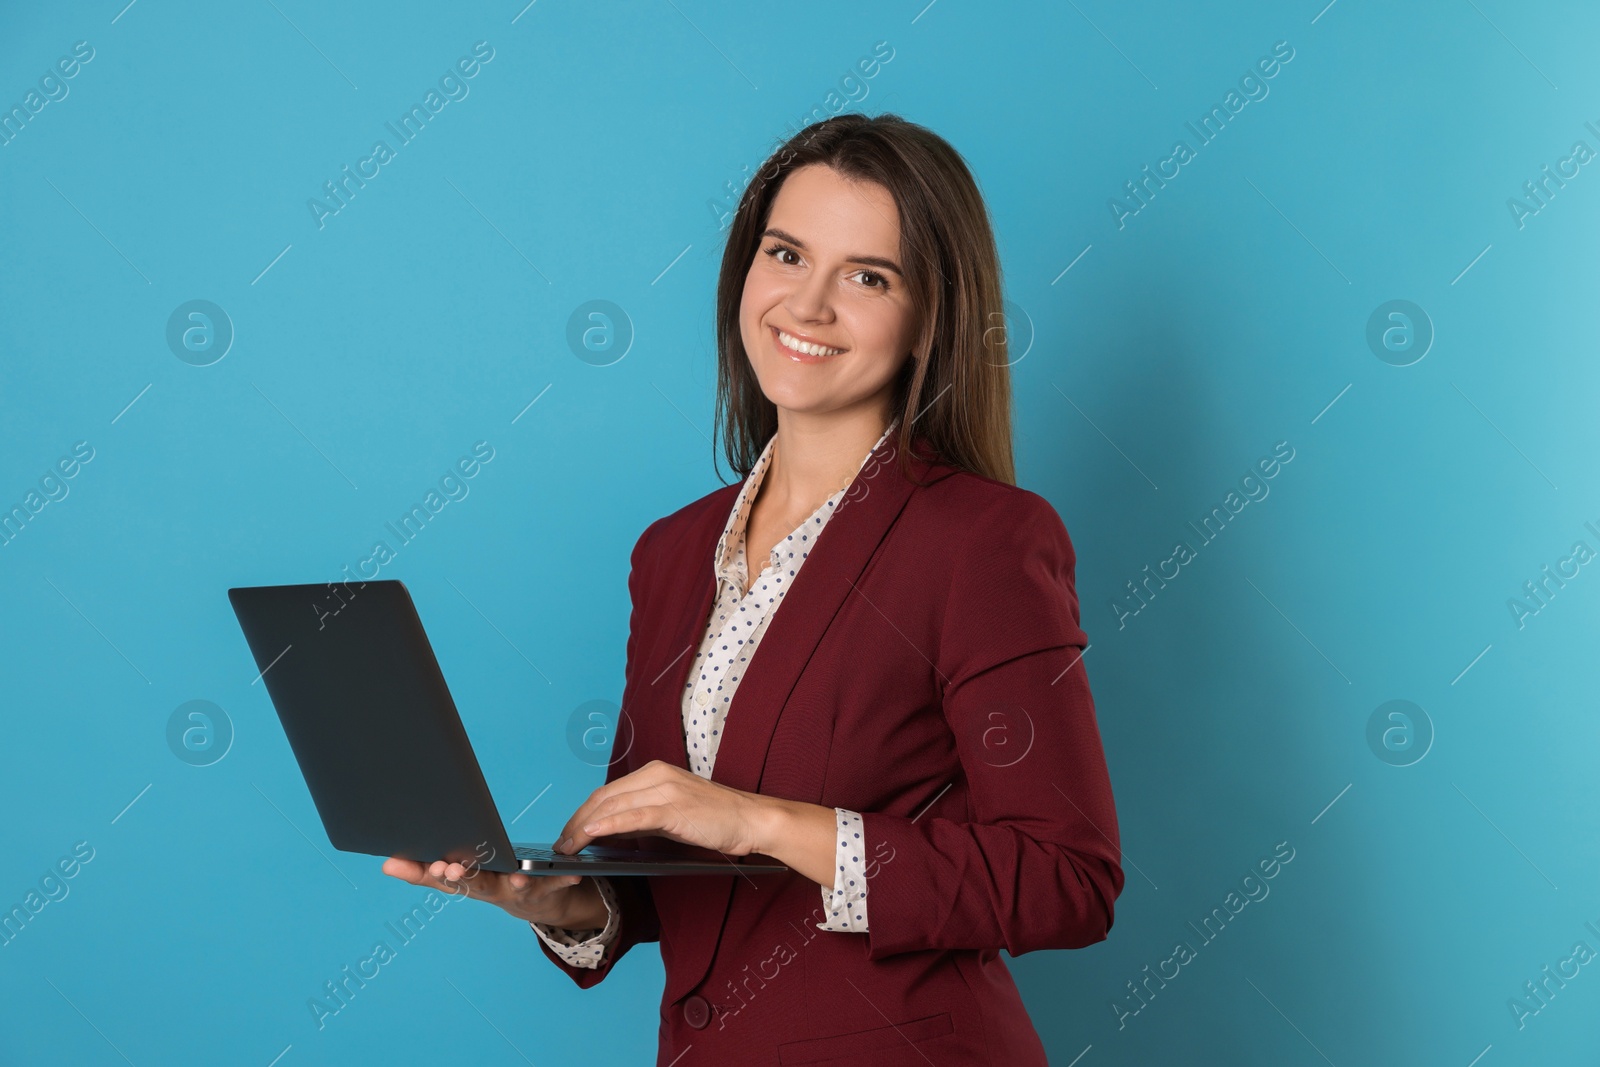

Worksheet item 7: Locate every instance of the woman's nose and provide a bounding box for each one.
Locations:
[785,274,834,322]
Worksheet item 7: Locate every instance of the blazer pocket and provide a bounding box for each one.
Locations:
[777,1011,954,1065]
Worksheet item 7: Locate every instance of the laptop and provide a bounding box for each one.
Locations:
[227,579,788,878]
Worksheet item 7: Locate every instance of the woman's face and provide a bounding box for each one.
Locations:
[739,164,918,423]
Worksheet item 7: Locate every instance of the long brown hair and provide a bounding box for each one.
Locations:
[713,112,1015,487]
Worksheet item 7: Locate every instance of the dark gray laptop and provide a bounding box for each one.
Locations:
[228,579,787,878]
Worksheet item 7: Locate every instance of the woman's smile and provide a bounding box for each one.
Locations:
[770,324,847,363]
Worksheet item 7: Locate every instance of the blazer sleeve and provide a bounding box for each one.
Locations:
[534,520,664,987]
[859,489,1124,961]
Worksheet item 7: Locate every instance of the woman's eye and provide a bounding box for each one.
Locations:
[762,246,890,291]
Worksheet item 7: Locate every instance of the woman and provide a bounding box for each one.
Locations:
[385,112,1123,1065]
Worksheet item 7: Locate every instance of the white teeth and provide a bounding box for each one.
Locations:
[777,329,844,357]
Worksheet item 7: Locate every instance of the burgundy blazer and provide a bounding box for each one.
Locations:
[537,432,1124,1066]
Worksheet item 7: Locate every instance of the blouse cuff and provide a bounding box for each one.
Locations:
[815,807,870,933]
[530,876,622,969]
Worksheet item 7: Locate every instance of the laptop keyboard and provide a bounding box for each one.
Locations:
[514,845,610,862]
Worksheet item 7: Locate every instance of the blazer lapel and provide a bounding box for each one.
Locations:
[648,431,952,1007]
[630,485,738,775]
[710,432,944,795]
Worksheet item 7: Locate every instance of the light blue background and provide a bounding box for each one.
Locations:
[3,1,1597,1064]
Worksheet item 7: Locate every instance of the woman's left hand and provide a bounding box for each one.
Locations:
[554,759,780,858]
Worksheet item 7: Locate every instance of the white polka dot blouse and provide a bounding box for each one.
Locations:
[531,421,897,968]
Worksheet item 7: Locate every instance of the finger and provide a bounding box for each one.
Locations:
[568,801,673,852]
[558,787,624,850]
[401,858,490,900]
[464,864,573,897]
[382,856,428,883]
[556,785,654,851]
[388,859,582,922]
[383,856,475,896]
[505,871,577,893]
[557,762,680,850]
[392,856,480,895]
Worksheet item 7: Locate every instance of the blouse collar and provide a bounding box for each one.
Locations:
[712,418,900,582]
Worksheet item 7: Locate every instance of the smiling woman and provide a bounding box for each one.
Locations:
[384,112,1122,1067]
[715,114,1017,489]
[733,163,921,447]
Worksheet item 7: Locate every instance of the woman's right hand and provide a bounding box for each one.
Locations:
[381,856,609,930]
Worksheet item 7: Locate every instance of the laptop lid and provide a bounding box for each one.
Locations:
[228,580,525,873]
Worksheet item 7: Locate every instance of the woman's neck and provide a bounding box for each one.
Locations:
[760,407,895,514]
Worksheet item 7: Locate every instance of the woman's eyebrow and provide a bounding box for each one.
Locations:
[762,227,904,277]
